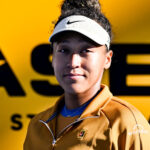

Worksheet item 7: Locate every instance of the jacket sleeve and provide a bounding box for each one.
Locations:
[23,118,36,150]
[111,106,150,150]
[23,107,54,150]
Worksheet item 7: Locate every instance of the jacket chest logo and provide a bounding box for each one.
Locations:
[77,129,87,139]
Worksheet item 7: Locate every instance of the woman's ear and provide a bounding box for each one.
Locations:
[51,56,54,68]
[104,50,113,69]
[50,44,54,68]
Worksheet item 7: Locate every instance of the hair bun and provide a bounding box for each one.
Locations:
[61,0,101,14]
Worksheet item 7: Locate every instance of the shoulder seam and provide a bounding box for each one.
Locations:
[101,109,112,128]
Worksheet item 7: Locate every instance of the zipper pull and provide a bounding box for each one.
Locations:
[52,139,56,146]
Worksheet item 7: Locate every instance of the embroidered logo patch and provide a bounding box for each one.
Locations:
[128,124,149,136]
[77,129,86,139]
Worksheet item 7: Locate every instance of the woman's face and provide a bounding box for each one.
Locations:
[52,32,112,94]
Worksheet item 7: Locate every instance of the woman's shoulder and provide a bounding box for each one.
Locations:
[29,96,64,125]
[28,105,55,127]
[100,96,150,149]
[101,96,150,129]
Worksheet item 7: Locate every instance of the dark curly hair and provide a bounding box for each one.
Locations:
[54,0,112,42]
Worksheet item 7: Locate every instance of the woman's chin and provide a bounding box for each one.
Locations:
[63,85,87,94]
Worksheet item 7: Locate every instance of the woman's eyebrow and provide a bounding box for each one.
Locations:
[59,39,70,43]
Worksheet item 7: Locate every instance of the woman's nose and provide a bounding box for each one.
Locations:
[67,54,81,68]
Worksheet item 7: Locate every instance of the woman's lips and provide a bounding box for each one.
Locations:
[63,73,85,80]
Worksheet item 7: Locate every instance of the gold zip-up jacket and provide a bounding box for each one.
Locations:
[24,85,150,150]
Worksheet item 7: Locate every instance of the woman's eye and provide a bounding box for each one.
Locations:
[81,49,91,53]
[57,49,68,53]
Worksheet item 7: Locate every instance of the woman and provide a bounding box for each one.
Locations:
[24,0,150,149]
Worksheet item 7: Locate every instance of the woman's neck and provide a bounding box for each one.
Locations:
[64,85,101,110]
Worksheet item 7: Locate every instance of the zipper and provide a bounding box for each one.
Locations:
[39,115,100,146]
[39,120,56,146]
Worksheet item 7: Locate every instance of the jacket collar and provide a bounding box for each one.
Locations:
[45,84,112,122]
[80,84,112,118]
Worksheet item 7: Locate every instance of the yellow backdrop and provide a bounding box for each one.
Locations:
[0,0,150,150]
